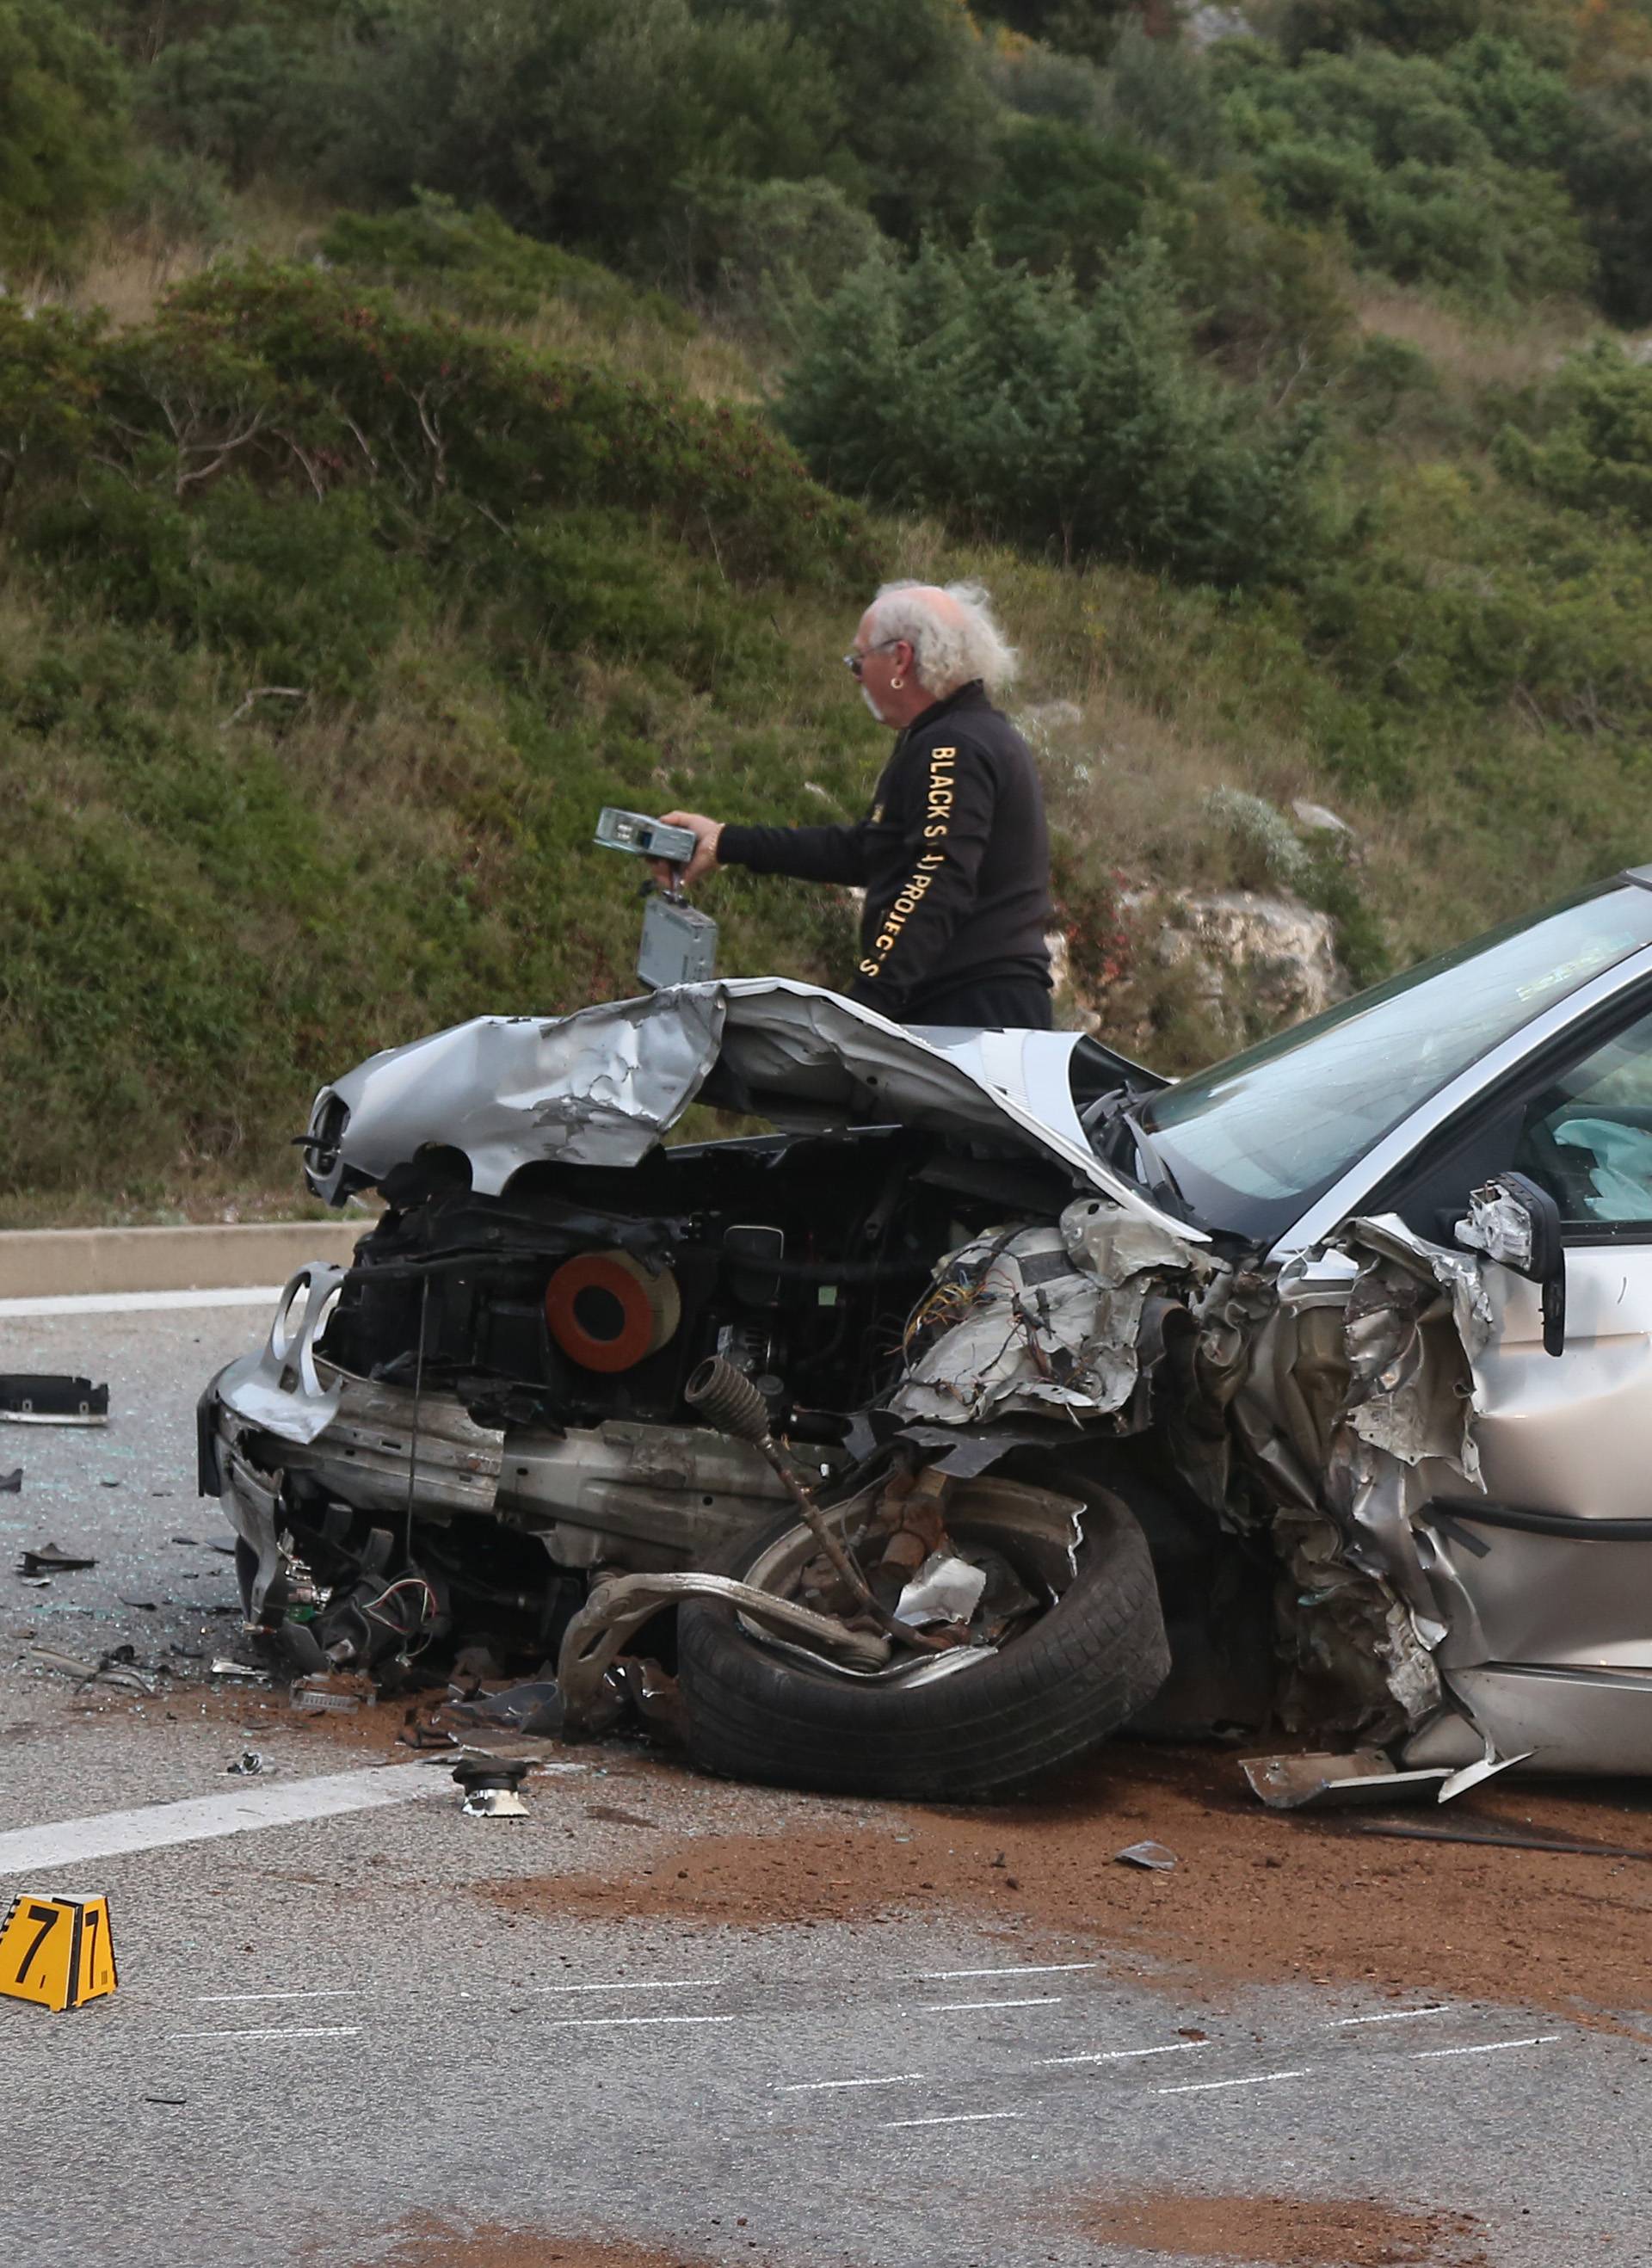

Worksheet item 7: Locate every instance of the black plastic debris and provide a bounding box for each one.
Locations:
[0,1375,109,1426]
[452,1754,531,1818]
[19,1544,97,1575]
[447,1679,564,1736]
[226,1751,267,1777]
[0,1469,21,1493]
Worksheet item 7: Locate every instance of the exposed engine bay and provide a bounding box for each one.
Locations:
[201,976,1607,1802]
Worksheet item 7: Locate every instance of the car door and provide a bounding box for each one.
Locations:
[1377,984,1652,1766]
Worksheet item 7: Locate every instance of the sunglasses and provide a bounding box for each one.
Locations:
[842,638,902,679]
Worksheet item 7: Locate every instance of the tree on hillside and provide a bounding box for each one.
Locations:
[772,0,1001,241]
[0,0,129,269]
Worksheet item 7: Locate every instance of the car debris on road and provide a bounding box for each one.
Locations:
[0,1375,109,1426]
[195,872,1652,1802]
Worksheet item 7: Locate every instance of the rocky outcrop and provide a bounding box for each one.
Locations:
[1127,887,1349,1031]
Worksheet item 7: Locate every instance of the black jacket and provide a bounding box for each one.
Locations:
[718,683,1053,1017]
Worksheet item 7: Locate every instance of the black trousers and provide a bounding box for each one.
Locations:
[902,974,1054,1031]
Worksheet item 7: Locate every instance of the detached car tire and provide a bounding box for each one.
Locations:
[675,1476,1170,1801]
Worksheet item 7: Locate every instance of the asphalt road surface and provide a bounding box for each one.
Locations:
[0,1298,1646,2268]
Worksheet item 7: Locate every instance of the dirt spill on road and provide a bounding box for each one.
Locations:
[477,1744,1652,2021]
[1070,2191,1488,2266]
[354,2216,756,2268]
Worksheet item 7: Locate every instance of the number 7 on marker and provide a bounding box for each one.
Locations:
[14,1902,61,1986]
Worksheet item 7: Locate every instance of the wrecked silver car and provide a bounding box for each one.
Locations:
[201,870,1652,1797]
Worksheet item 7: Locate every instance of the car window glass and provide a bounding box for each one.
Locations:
[1514,1006,1652,1225]
[1137,884,1652,1242]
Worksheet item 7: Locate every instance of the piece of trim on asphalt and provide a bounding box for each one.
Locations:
[0,1286,288,1318]
[0,1759,586,1877]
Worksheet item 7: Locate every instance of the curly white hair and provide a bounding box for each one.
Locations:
[865,580,1020,697]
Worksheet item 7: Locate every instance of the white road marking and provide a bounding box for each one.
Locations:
[194,1988,360,2004]
[1332,2006,1450,2027]
[1412,2036,1560,2061]
[170,2025,362,2043]
[1156,2068,1313,2097]
[0,1760,588,1877]
[918,1997,1063,2014]
[543,2013,737,2031]
[532,1979,720,1995]
[1036,2043,1207,2066]
[917,1962,1100,1981]
[0,1285,287,1318]
[885,2111,1026,2130]
[782,2074,928,2093]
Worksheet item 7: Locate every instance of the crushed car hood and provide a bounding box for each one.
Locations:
[304,979,1202,1246]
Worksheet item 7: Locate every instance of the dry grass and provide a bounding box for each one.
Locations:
[1349,280,1597,390]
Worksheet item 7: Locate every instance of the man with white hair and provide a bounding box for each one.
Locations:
[658,581,1055,1028]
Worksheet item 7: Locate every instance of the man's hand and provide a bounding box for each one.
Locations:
[652,810,723,891]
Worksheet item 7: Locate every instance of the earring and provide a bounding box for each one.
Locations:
[890,674,904,689]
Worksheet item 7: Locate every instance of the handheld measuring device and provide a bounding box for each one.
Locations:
[594,806,718,989]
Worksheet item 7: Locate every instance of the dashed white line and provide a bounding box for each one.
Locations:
[1332,2006,1450,2027]
[1037,2043,1207,2066]
[194,1988,360,2004]
[543,2013,737,2031]
[1156,2068,1313,2097]
[532,1979,719,1995]
[885,2111,1027,2129]
[1412,2036,1559,2061]
[918,1963,1100,1981]
[170,2025,362,2043]
[918,1997,1063,2014]
[782,2074,928,2093]
[0,1760,489,1877]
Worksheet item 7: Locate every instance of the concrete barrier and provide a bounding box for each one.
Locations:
[0,1221,365,1300]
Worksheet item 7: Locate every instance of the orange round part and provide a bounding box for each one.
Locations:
[545,1250,680,1373]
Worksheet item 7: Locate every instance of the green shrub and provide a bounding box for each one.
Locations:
[684,176,890,338]
[988,35,1112,132]
[1102,19,1230,175]
[143,262,873,587]
[987,2,1137,64]
[983,117,1181,287]
[1267,0,1575,66]
[138,19,314,187]
[1174,173,1353,378]
[1219,43,1594,302]
[303,0,846,271]
[0,0,130,270]
[1494,342,1652,526]
[319,197,693,336]
[779,237,1327,587]
[770,0,999,243]
[1338,333,1441,434]
[1566,70,1652,325]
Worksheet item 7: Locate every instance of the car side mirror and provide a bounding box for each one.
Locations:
[1454,1170,1566,1357]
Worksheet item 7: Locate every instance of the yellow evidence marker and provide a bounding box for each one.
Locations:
[0,1893,117,2011]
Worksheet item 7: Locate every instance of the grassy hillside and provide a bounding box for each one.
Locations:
[7,3,1652,1222]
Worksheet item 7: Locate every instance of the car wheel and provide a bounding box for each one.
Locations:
[675,1471,1169,1801]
